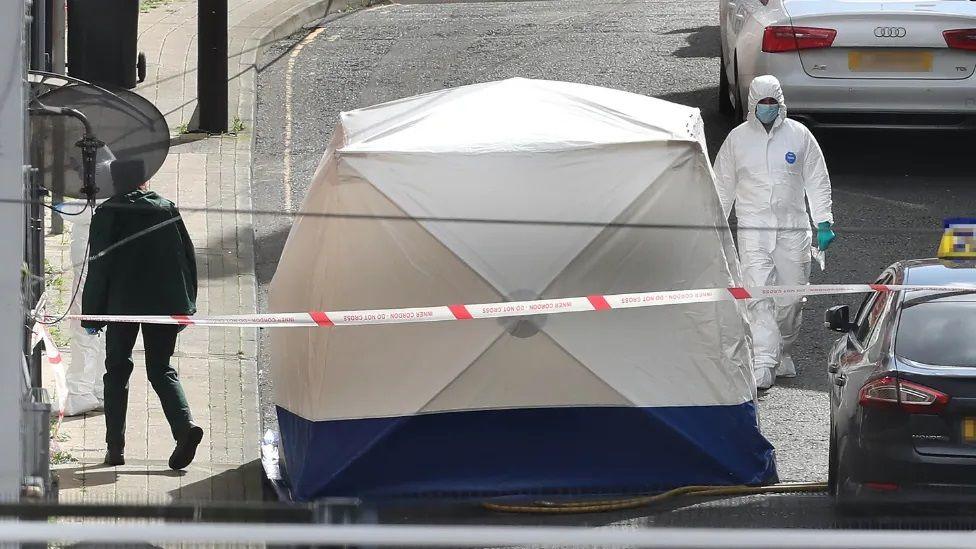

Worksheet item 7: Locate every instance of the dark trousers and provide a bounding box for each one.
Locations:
[103,322,193,450]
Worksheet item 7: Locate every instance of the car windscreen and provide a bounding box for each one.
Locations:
[896,301,976,367]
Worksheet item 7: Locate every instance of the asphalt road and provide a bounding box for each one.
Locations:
[252,0,976,526]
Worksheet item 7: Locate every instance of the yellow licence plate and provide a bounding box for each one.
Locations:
[848,50,934,73]
[963,418,976,443]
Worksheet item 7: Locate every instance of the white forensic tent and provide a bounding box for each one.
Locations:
[270,78,776,501]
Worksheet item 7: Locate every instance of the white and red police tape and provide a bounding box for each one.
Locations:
[55,283,976,328]
[33,322,63,365]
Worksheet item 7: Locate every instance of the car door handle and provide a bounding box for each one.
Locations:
[834,376,847,387]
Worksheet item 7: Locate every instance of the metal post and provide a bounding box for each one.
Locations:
[29,186,43,390]
[44,0,54,67]
[48,0,64,74]
[26,159,44,390]
[48,0,65,235]
[0,0,29,503]
[29,0,46,71]
[198,0,228,133]
[50,122,65,236]
[27,0,48,387]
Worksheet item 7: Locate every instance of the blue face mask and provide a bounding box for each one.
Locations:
[755,103,780,124]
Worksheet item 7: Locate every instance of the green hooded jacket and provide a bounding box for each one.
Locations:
[81,190,197,329]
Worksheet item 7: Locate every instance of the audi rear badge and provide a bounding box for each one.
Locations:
[875,26,907,38]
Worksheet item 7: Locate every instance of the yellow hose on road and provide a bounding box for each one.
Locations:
[482,482,827,514]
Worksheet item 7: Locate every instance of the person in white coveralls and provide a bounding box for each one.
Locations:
[56,201,106,416]
[713,75,835,391]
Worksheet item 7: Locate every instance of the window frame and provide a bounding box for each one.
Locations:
[852,274,893,346]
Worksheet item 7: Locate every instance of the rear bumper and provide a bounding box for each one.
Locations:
[744,53,976,128]
[841,481,976,506]
[789,112,976,130]
[841,440,976,503]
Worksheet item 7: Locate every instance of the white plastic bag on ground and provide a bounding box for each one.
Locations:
[57,200,106,416]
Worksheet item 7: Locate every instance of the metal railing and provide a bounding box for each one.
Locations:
[2,523,976,548]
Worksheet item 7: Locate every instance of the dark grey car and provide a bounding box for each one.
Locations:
[825,259,976,508]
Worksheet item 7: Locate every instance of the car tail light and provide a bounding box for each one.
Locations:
[762,26,837,53]
[858,376,949,414]
[944,29,976,51]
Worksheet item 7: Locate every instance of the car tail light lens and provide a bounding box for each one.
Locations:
[859,376,949,414]
[944,29,976,51]
[763,26,837,53]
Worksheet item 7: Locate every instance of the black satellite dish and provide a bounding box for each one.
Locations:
[30,81,170,199]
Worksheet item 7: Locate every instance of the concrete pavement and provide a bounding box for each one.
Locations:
[42,0,350,503]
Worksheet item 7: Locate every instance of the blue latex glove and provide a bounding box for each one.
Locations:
[817,221,836,251]
[85,327,102,336]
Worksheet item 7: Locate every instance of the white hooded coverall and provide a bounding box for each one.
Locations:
[713,75,832,385]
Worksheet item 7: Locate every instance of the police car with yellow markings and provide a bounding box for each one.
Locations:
[824,219,976,509]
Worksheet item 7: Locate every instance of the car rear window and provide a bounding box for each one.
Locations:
[896,301,976,367]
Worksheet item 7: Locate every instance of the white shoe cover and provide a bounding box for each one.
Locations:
[755,367,775,391]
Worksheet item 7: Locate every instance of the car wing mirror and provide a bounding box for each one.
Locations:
[824,305,853,333]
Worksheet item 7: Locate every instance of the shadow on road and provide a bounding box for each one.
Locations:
[173,459,266,502]
[254,226,291,287]
[666,25,721,59]
[818,129,973,179]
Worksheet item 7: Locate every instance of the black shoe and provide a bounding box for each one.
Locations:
[168,424,204,470]
[104,449,125,466]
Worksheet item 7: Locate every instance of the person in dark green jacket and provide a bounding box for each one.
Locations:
[82,185,203,470]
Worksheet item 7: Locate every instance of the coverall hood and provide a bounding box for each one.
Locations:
[747,75,787,128]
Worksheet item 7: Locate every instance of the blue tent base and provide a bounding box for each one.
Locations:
[277,403,778,502]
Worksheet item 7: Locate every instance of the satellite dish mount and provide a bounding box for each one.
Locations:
[76,123,105,203]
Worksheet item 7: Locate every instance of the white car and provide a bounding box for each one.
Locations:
[719,0,976,129]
